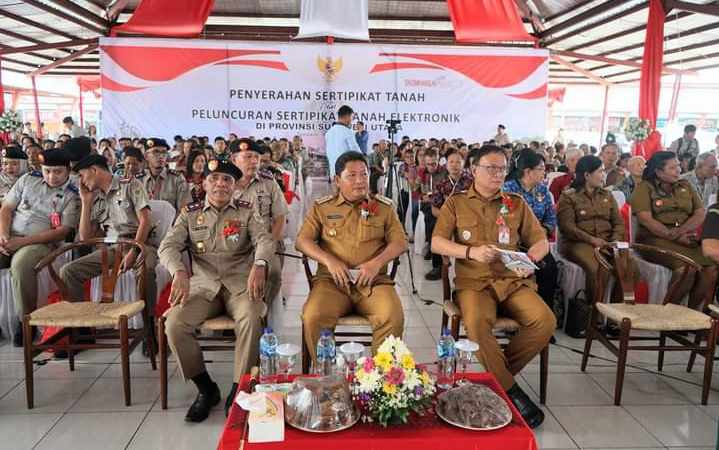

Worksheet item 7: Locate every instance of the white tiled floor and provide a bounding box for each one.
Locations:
[0,252,718,449]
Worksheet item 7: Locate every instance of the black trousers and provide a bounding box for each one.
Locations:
[535,252,559,312]
[421,202,442,269]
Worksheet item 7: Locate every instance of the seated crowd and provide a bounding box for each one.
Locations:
[1,118,719,431]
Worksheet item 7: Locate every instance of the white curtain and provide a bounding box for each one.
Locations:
[296,0,369,41]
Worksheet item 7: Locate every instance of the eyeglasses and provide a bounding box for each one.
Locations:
[477,165,508,175]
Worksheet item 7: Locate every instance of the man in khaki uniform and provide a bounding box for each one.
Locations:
[431,145,555,429]
[59,154,158,310]
[230,138,288,307]
[138,138,190,213]
[0,150,80,346]
[0,146,27,203]
[159,159,274,423]
[296,151,407,362]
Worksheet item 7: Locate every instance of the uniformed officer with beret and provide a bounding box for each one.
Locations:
[117,147,145,179]
[230,138,288,308]
[137,138,191,213]
[0,146,28,203]
[0,150,80,346]
[296,151,407,362]
[558,155,640,304]
[630,151,717,309]
[159,159,274,423]
[59,154,158,312]
[431,145,555,429]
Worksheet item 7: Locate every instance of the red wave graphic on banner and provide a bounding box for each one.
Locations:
[508,83,547,100]
[379,53,546,88]
[369,62,444,73]
[216,60,289,71]
[101,74,146,92]
[101,46,281,82]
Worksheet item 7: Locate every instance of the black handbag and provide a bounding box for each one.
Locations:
[565,289,590,339]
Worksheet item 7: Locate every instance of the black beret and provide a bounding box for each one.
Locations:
[123,147,144,161]
[207,159,243,180]
[147,138,169,150]
[72,154,109,172]
[65,136,92,162]
[229,138,264,155]
[1,146,27,160]
[39,149,71,167]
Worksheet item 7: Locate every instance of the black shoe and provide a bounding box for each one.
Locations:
[506,383,544,429]
[185,383,221,423]
[423,251,431,261]
[225,383,239,417]
[549,335,557,345]
[425,267,441,281]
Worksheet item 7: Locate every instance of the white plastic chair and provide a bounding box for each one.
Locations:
[0,252,70,339]
[612,190,626,210]
[91,200,176,328]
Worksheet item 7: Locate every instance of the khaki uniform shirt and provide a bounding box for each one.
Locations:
[137,168,190,213]
[557,187,625,244]
[433,187,545,298]
[297,193,407,283]
[630,179,702,240]
[158,198,274,300]
[0,172,19,203]
[5,171,80,237]
[233,171,289,232]
[91,175,151,239]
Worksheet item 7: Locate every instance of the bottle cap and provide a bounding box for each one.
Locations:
[320,329,332,337]
[263,327,273,334]
[442,327,451,336]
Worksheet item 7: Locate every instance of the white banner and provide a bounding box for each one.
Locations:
[100,38,548,149]
[296,0,369,41]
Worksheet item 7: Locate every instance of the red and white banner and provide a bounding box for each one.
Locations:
[100,38,548,147]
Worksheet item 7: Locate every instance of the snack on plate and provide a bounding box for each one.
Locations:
[285,375,358,432]
[437,383,512,429]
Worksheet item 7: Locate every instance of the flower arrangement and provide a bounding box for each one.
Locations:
[351,336,436,427]
[0,110,22,133]
[624,117,652,141]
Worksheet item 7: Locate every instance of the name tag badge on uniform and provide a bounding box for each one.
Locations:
[498,224,510,245]
[327,214,343,220]
[462,230,471,241]
[117,198,130,209]
[195,241,206,254]
[50,212,61,229]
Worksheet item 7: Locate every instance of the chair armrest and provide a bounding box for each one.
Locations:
[632,243,702,272]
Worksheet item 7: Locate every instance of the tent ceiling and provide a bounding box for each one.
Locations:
[0,0,717,84]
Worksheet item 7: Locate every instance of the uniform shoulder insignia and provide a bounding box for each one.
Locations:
[374,194,393,206]
[134,172,145,179]
[316,195,334,205]
[235,199,252,209]
[450,190,468,197]
[167,169,180,176]
[184,201,203,213]
[66,182,79,194]
[258,169,274,180]
[29,170,42,177]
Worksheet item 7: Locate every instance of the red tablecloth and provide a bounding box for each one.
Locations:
[217,373,537,450]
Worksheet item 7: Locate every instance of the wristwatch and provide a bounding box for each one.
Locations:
[254,259,268,267]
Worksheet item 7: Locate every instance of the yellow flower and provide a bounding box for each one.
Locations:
[400,354,415,370]
[355,368,366,381]
[373,352,393,371]
[420,371,431,385]
[383,382,397,395]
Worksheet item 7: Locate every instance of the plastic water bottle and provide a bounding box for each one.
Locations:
[259,327,278,384]
[437,328,456,389]
[316,329,336,376]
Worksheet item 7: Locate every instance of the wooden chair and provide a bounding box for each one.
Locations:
[440,257,549,404]
[24,238,155,409]
[300,256,399,374]
[581,244,718,405]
